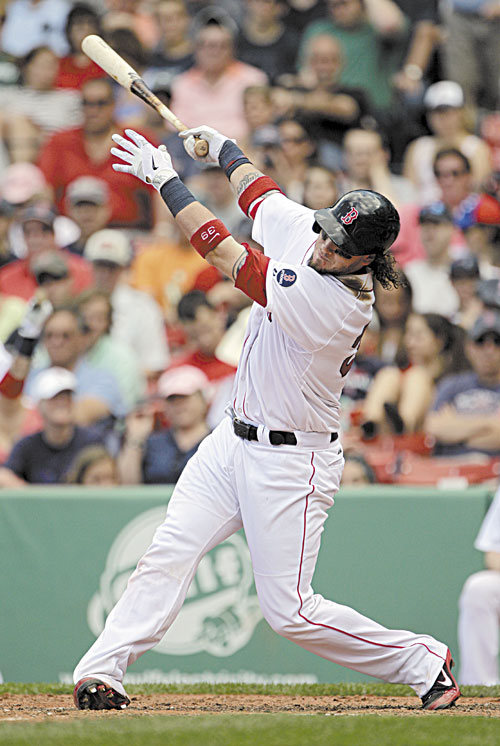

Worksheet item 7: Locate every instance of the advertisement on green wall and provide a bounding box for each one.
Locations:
[0,486,490,684]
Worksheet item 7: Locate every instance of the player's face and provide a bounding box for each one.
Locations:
[309,230,374,275]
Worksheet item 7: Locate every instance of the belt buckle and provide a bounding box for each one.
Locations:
[233,418,251,440]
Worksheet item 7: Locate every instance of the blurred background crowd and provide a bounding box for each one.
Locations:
[0,0,499,491]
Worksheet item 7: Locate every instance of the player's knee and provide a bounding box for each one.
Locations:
[258,599,306,638]
[460,570,498,610]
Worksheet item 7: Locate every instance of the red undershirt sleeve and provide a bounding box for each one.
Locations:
[234,244,270,307]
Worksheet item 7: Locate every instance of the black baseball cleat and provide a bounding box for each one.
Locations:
[73,677,130,711]
[421,650,461,710]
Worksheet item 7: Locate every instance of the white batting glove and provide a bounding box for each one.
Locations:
[180,125,235,163]
[111,129,178,191]
[18,294,53,340]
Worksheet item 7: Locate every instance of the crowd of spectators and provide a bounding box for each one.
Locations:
[0,0,499,493]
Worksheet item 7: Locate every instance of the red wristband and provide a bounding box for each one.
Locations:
[190,219,231,257]
[0,371,24,399]
[238,176,282,217]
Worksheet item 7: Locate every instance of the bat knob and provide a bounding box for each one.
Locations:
[194,138,209,158]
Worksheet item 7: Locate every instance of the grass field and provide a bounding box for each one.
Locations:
[1,683,499,746]
[2,714,500,746]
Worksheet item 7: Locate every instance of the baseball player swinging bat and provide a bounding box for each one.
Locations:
[81,34,209,157]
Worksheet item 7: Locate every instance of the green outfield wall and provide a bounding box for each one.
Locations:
[0,485,494,685]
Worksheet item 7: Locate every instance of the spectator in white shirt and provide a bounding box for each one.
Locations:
[84,229,169,377]
[405,203,459,317]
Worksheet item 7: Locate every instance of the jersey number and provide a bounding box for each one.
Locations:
[339,324,368,378]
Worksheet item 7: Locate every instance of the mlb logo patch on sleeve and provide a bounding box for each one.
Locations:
[274,268,297,287]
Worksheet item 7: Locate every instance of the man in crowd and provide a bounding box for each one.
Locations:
[64,176,112,256]
[170,11,268,142]
[25,307,126,426]
[72,120,460,711]
[37,78,156,229]
[0,366,104,486]
[0,204,92,301]
[172,289,236,426]
[405,203,459,317]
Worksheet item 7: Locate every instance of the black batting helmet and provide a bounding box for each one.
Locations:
[312,190,400,257]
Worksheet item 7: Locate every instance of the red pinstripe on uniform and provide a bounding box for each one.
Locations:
[296,454,445,661]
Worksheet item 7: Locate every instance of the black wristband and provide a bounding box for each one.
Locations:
[14,333,38,357]
[219,140,251,179]
[159,177,196,217]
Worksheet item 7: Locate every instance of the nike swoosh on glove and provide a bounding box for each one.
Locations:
[111,129,178,191]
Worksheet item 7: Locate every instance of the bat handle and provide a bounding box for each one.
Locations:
[194,138,209,157]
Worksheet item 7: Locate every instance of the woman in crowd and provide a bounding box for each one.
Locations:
[55,3,105,90]
[361,312,470,435]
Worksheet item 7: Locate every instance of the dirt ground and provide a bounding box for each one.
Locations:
[1,694,499,721]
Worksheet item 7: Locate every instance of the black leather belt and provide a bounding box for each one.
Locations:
[232,417,338,446]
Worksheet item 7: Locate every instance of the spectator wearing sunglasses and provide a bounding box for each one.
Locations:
[37,78,157,230]
[425,310,500,457]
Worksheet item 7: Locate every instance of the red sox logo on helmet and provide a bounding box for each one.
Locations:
[340,207,359,225]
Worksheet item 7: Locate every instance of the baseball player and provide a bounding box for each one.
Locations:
[73,125,460,711]
[458,483,500,685]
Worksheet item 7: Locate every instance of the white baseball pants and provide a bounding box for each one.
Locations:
[74,417,447,697]
[458,570,500,685]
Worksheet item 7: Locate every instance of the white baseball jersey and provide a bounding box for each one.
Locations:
[231,193,373,433]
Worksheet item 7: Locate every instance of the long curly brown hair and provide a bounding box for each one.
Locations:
[370,252,405,290]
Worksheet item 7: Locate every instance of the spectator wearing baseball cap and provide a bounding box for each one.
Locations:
[402,80,492,205]
[458,195,500,281]
[118,365,211,485]
[0,162,48,209]
[31,251,74,309]
[84,229,169,376]
[64,176,112,257]
[0,366,106,487]
[449,255,484,330]
[404,203,459,317]
[0,203,93,301]
[425,310,500,457]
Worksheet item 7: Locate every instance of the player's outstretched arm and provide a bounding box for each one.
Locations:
[111,129,270,306]
[180,125,282,219]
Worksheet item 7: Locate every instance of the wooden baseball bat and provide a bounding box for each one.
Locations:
[81,34,209,157]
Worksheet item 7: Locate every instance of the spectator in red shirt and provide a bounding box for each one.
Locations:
[55,3,106,90]
[173,290,236,382]
[170,290,236,427]
[37,77,155,229]
[0,204,93,301]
